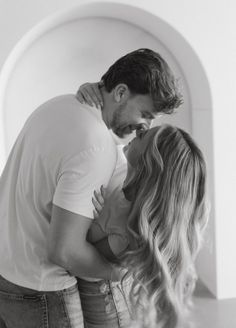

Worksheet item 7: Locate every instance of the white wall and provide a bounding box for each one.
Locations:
[0,0,235,299]
[0,16,190,156]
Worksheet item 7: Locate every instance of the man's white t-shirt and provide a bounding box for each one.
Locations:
[0,94,117,291]
[88,145,133,258]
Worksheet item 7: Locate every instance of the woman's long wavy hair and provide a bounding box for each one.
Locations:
[122,124,209,328]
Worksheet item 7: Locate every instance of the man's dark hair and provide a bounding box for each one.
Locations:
[101,48,183,114]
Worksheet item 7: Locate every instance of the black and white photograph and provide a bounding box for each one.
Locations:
[0,1,235,327]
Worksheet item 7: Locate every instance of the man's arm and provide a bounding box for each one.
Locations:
[93,234,130,263]
[47,204,119,280]
[92,237,119,264]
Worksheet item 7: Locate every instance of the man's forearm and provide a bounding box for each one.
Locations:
[93,237,120,264]
[48,205,122,281]
[60,241,114,280]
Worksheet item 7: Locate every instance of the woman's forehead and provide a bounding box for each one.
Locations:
[146,125,161,136]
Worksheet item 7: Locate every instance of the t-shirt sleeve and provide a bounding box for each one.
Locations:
[53,148,116,218]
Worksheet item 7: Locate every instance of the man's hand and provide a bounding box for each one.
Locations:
[76,81,104,109]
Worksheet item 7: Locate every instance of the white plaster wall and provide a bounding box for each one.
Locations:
[0,0,235,299]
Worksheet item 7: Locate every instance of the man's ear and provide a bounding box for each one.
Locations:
[113,84,130,103]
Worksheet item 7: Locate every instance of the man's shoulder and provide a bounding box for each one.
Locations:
[26,94,116,155]
[26,94,79,123]
[38,94,81,112]
[31,94,103,129]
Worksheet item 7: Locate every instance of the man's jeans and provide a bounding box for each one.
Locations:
[77,276,133,328]
[0,275,84,328]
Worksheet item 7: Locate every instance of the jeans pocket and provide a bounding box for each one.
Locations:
[120,279,133,315]
[0,290,48,328]
[60,285,84,328]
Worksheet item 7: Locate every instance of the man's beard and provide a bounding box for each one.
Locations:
[110,103,126,138]
[111,103,134,138]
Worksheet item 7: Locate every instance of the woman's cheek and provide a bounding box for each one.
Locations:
[127,148,139,167]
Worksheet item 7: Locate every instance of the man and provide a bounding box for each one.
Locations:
[0,49,182,327]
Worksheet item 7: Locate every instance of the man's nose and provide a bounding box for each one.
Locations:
[146,119,153,128]
[140,119,152,129]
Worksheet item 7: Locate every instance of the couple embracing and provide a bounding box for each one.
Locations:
[0,49,208,328]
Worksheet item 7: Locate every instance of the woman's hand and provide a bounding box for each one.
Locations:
[92,185,106,219]
[76,81,104,109]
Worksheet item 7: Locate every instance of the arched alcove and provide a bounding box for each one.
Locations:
[0,1,215,295]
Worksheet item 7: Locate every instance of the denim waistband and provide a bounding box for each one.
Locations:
[77,275,132,295]
[0,274,77,295]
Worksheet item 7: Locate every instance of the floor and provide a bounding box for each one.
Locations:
[191,280,236,328]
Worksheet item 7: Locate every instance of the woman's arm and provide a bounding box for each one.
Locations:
[89,188,130,263]
[76,81,104,108]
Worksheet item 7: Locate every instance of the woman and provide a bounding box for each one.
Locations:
[76,105,208,328]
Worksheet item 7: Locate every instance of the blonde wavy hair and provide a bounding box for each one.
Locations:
[122,124,208,328]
